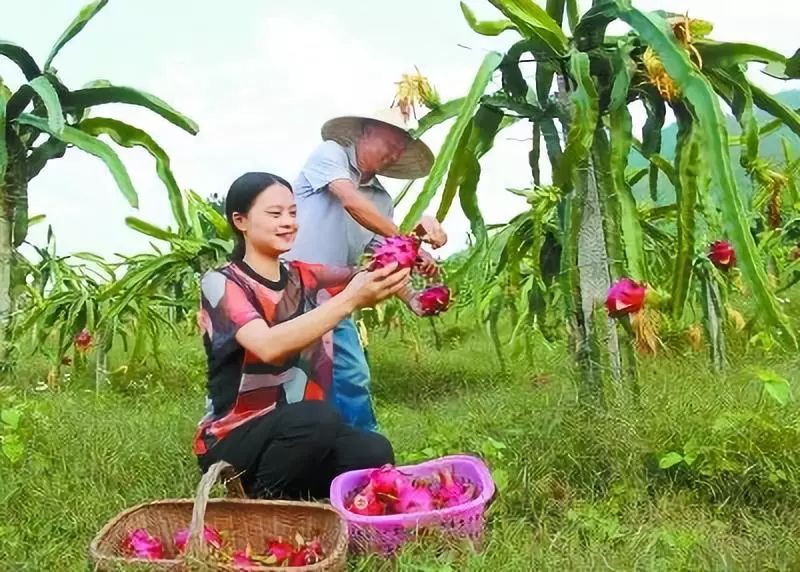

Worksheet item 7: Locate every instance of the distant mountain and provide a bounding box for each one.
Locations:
[629,90,800,204]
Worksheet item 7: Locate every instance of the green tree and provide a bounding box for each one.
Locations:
[406,0,799,402]
[0,0,198,364]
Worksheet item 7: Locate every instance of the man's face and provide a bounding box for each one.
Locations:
[356,121,409,175]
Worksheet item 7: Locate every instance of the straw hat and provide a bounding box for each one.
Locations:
[320,106,434,179]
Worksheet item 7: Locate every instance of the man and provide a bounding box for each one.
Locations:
[285,106,447,431]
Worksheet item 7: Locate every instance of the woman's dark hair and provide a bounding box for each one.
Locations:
[225,172,292,261]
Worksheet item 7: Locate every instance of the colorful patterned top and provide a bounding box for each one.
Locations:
[193,259,353,455]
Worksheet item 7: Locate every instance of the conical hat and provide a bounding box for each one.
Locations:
[321,106,434,179]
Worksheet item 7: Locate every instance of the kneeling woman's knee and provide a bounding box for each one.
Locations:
[291,401,341,449]
[363,432,395,467]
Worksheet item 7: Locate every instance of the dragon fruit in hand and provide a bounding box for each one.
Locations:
[368,235,420,271]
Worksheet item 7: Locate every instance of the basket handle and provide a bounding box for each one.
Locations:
[185,460,233,557]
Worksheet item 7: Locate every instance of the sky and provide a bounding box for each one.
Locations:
[1,0,798,261]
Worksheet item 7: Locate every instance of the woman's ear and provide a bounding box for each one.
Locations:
[231,212,248,233]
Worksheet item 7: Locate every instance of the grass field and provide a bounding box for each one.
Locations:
[2,311,800,570]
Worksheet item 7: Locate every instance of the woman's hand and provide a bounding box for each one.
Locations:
[343,263,411,310]
[237,263,410,365]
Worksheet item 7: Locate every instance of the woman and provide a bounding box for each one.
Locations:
[193,172,411,500]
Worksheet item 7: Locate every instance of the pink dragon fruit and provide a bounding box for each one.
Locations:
[230,547,260,569]
[347,464,477,516]
[286,534,325,567]
[395,483,434,513]
[417,284,451,316]
[288,544,323,567]
[368,235,420,271]
[264,538,295,563]
[74,328,93,353]
[435,467,476,508]
[347,485,387,516]
[305,537,324,560]
[368,464,411,497]
[709,240,736,270]
[122,528,163,560]
[173,525,223,553]
[606,278,646,318]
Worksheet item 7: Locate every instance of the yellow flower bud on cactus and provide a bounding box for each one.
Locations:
[391,67,439,119]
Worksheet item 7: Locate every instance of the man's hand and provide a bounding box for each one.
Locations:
[415,248,439,278]
[415,215,447,249]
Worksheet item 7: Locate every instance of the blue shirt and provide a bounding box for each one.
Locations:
[285,140,394,267]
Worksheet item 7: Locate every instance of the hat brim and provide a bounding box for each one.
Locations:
[321,116,434,180]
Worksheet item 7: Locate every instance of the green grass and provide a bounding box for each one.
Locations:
[3,317,800,570]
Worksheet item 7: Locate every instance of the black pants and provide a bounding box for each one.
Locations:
[198,401,394,500]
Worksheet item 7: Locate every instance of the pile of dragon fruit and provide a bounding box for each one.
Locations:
[121,526,324,567]
[367,234,451,317]
[345,464,476,516]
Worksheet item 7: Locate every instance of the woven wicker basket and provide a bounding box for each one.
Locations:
[89,461,348,571]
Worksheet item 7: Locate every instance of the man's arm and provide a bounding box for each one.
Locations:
[395,282,424,317]
[329,178,398,238]
[300,141,396,237]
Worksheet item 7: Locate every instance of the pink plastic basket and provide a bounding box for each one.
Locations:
[329,454,495,555]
